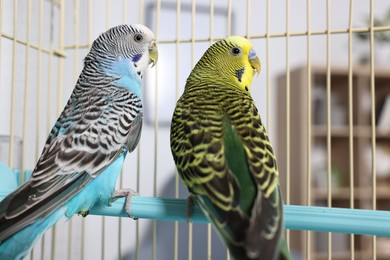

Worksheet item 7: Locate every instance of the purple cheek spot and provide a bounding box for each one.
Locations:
[132,53,142,63]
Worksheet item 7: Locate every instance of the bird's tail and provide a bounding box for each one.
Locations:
[0,206,66,259]
[277,237,291,260]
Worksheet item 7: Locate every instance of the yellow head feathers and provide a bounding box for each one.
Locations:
[188,36,261,92]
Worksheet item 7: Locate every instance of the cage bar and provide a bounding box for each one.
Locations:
[152,2,161,260]
[285,0,291,249]
[306,0,312,258]
[369,0,377,259]
[325,1,332,259]
[347,1,355,259]
[1,1,390,259]
[174,1,181,259]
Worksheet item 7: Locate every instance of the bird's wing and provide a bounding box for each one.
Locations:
[170,90,236,214]
[0,86,142,242]
[225,94,283,259]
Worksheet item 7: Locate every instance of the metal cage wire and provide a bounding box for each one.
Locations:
[0,0,389,260]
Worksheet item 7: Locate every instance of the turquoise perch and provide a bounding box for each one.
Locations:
[1,163,390,237]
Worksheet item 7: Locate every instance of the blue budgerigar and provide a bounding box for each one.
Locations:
[0,24,158,259]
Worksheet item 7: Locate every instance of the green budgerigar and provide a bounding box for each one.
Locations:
[170,36,290,260]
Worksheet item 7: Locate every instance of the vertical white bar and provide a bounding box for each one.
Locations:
[21,0,32,184]
[266,0,271,130]
[101,1,110,259]
[369,0,377,259]
[88,0,92,48]
[23,3,33,255]
[207,1,214,260]
[34,10,44,259]
[68,1,79,259]
[48,1,55,256]
[82,2,92,259]
[306,0,312,259]
[209,0,213,43]
[51,1,65,259]
[153,2,161,260]
[47,1,55,137]
[246,0,250,38]
[188,1,196,260]
[57,0,65,115]
[347,1,355,259]
[36,0,43,187]
[227,0,231,36]
[174,1,181,260]
[8,0,18,168]
[36,0,43,160]
[285,0,291,248]
[135,139,141,260]
[138,0,144,26]
[59,2,66,260]
[325,1,332,259]
[136,2,144,258]
[117,1,128,259]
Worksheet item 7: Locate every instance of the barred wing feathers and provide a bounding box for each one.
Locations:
[0,84,142,242]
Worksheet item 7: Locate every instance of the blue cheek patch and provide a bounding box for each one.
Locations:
[249,49,257,59]
[132,53,142,63]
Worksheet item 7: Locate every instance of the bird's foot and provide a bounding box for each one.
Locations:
[110,188,139,219]
[78,210,89,218]
[186,195,194,223]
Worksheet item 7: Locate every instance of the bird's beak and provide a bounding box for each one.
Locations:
[148,40,158,68]
[248,48,261,76]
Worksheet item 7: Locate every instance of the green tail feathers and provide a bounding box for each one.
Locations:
[278,237,291,260]
[223,116,256,215]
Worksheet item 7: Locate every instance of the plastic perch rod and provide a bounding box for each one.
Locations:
[0,163,390,237]
[90,196,390,237]
[0,190,389,236]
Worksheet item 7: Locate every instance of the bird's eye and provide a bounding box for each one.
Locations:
[134,34,143,42]
[231,47,242,56]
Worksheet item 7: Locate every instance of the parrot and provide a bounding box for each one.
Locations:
[170,36,290,260]
[0,24,158,259]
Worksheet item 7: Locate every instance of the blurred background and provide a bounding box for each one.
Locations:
[0,0,390,259]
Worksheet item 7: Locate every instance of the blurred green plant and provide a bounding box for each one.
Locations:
[356,10,390,43]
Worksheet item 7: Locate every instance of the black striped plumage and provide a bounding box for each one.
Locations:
[0,68,143,243]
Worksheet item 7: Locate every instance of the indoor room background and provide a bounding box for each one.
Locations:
[0,0,390,259]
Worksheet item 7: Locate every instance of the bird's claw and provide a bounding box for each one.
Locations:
[110,188,139,219]
[78,210,89,218]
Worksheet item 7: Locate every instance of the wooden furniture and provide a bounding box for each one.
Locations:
[276,65,390,259]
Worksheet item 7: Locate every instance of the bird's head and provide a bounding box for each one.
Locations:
[87,24,158,79]
[190,36,260,93]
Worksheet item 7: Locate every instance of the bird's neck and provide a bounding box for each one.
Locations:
[107,57,143,99]
[187,63,218,84]
[82,56,143,99]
